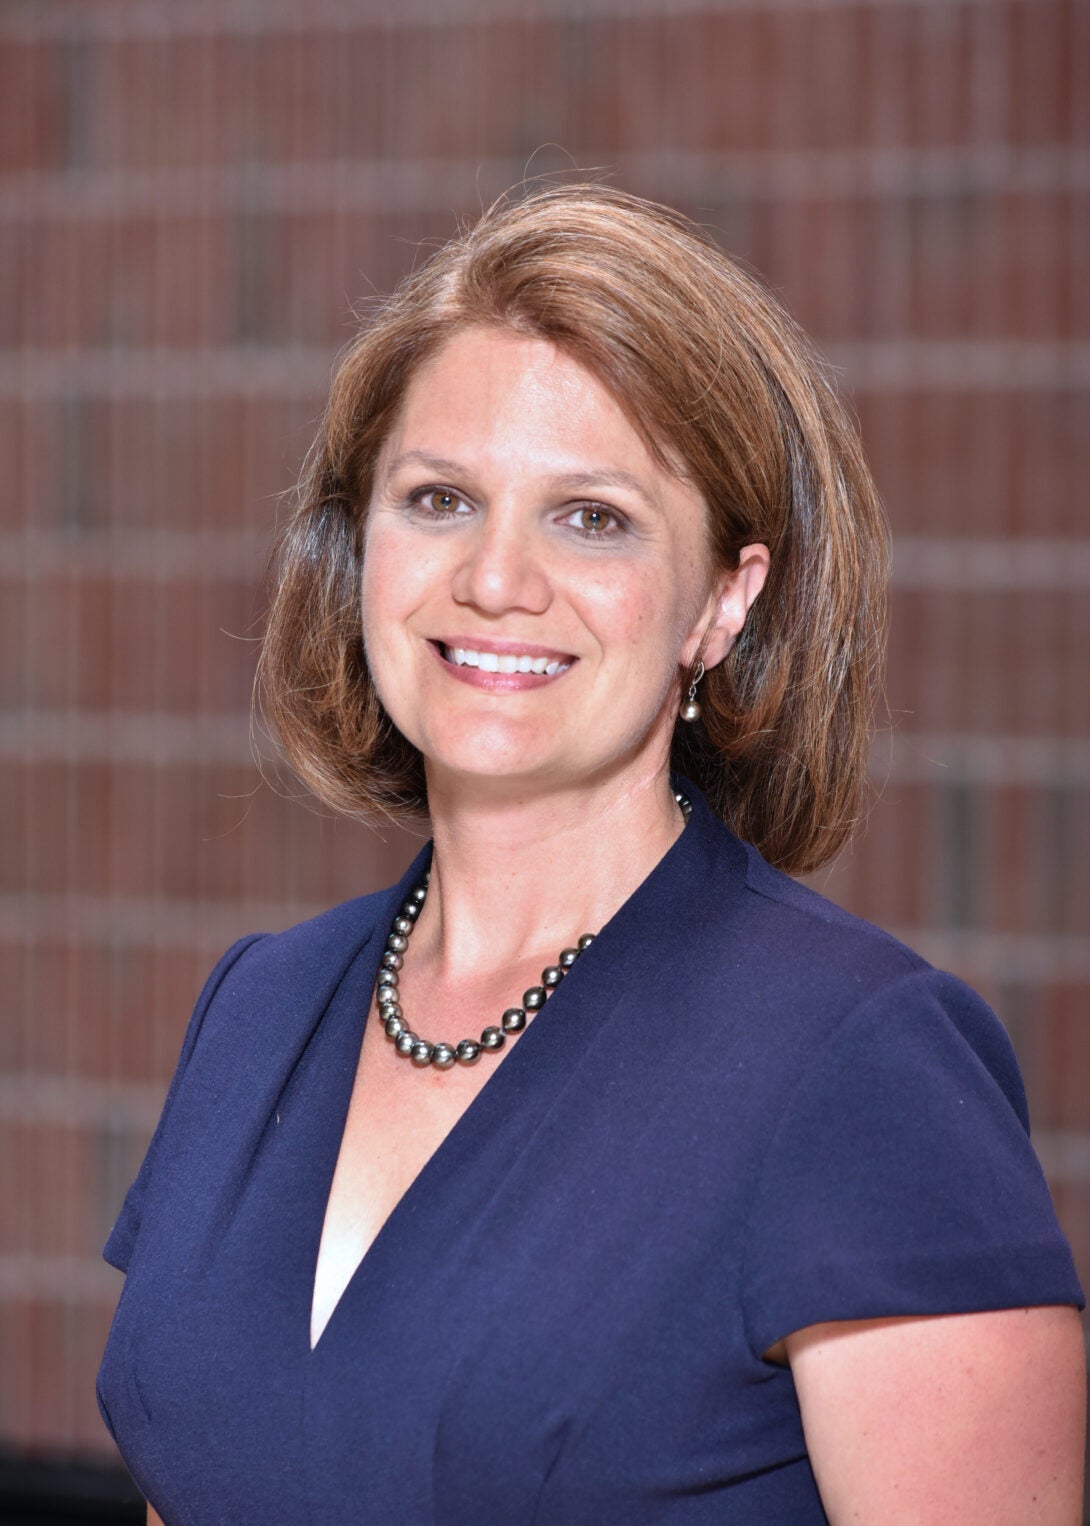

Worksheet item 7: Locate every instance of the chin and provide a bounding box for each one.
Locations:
[426,751,560,790]
[414,716,558,771]
[419,739,578,797]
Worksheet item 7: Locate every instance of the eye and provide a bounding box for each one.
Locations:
[408,486,470,519]
[562,503,621,539]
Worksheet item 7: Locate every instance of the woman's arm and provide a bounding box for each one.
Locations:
[787,1306,1086,1524]
[147,1507,164,1525]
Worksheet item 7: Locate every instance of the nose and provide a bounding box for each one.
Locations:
[450,507,552,617]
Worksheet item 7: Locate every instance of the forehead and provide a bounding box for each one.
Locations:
[380,326,686,489]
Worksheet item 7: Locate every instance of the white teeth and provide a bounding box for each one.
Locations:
[443,645,569,675]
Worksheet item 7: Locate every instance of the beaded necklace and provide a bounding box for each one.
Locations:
[374,791,691,1071]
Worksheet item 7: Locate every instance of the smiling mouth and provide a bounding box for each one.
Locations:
[434,642,573,677]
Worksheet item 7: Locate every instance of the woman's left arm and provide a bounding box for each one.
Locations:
[787,1306,1086,1524]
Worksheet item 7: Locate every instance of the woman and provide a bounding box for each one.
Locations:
[98,184,1085,1523]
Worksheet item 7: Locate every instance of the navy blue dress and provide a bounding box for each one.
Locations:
[97,786,1083,1523]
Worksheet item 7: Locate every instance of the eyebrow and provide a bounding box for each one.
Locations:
[382,451,660,507]
[383,450,467,480]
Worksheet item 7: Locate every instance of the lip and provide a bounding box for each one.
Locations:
[434,636,576,662]
[427,638,576,690]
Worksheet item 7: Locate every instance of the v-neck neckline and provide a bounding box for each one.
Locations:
[306,848,431,1353]
[304,786,732,1356]
[305,840,585,1354]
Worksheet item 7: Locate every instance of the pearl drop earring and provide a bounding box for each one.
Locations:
[679,660,704,723]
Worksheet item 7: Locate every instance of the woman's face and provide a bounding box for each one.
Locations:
[361,325,762,802]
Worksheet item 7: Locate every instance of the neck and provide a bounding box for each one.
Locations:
[412,764,685,982]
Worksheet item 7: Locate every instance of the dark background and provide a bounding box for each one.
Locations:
[1,0,1086,1509]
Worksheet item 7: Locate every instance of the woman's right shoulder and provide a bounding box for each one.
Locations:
[102,885,404,1274]
[186,887,396,1049]
[220,886,393,966]
[207,885,394,978]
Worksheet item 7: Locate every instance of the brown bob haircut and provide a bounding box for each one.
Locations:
[258,182,888,875]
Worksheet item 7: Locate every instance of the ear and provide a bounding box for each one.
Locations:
[683,542,770,671]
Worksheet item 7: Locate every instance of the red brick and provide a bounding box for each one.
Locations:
[0,39,64,173]
[5,193,1079,357]
[855,390,1090,541]
[0,1120,96,1259]
[1,754,414,905]
[887,589,1088,739]
[0,937,253,1085]
[0,4,1071,174]
[814,778,933,933]
[0,1295,118,1453]
[1049,1181,1090,1299]
[1009,0,1071,146]
[0,570,263,711]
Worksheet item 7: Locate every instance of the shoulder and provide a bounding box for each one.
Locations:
[678,816,1028,1119]
[737,835,926,981]
[677,787,925,999]
[208,885,396,993]
[176,882,404,1073]
[694,816,929,1018]
[722,836,1086,1341]
[253,883,396,956]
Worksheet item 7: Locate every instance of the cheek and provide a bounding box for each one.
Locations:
[359,527,427,645]
[359,546,414,697]
[583,562,699,669]
[358,560,387,665]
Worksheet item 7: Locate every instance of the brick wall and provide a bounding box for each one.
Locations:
[2,0,1086,1464]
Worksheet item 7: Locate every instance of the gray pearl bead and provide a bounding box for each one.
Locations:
[376,882,601,1080]
[679,699,702,723]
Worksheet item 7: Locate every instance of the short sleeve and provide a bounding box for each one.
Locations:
[741,967,1085,1357]
[103,934,266,1274]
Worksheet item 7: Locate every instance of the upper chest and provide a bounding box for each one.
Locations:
[324,941,552,1230]
[310,1004,513,1333]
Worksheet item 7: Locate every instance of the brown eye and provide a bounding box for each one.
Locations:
[577,506,611,533]
[430,489,457,513]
